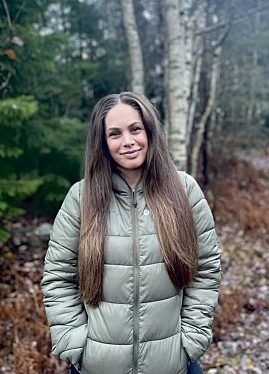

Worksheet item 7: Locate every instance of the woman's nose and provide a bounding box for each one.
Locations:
[122,132,135,147]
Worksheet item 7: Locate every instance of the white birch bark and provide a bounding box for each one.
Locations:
[163,0,206,170]
[163,0,187,170]
[121,0,145,94]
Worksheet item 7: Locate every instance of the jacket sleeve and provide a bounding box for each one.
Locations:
[181,173,221,361]
[41,181,88,365]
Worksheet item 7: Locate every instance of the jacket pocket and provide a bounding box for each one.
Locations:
[55,324,88,365]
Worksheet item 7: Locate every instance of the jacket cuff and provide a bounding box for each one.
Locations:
[52,323,88,365]
[181,331,212,362]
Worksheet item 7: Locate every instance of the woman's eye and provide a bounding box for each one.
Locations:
[108,131,120,137]
[131,127,141,133]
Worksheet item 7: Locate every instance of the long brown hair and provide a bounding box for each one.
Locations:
[79,92,198,306]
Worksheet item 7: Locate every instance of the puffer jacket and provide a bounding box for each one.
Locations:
[41,171,221,374]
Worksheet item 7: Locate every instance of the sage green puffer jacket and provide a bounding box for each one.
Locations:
[41,172,221,374]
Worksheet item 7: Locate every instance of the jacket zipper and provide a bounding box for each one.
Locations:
[131,188,139,374]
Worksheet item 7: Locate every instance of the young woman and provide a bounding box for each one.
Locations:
[41,92,221,374]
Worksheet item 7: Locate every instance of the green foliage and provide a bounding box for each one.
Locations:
[27,117,86,214]
[0,96,37,127]
[0,0,128,240]
[0,227,10,243]
[0,95,40,220]
[30,174,71,214]
[0,177,42,243]
[0,178,42,217]
[0,96,37,181]
[0,145,22,158]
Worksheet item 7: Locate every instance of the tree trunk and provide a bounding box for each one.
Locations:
[121,0,145,94]
[191,44,222,177]
[163,0,187,170]
[163,40,170,139]
[246,0,260,127]
[186,1,206,150]
[163,0,206,170]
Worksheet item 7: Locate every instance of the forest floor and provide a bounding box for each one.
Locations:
[201,151,269,373]
[0,152,269,373]
[201,226,269,373]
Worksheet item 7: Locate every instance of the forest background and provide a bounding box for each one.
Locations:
[0,0,269,373]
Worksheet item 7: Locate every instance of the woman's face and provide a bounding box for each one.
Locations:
[105,103,148,177]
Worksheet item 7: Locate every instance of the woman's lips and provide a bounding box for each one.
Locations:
[121,149,141,159]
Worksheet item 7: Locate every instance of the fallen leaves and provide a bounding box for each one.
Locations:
[0,220,68,374]
[1,154,269,373]
[202,212,269,369]
[212,154,269,239]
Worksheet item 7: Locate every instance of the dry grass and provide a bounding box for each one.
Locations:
[0,256,68,374]
[212,155,269,238]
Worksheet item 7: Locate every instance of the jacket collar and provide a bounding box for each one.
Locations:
[112,172,143,194]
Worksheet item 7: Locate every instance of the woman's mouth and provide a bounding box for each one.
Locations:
[120,149,142,159]
[121,149,141,155]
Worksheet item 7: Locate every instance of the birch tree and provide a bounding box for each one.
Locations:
[121,0,145,93]
[163,0,207,170]
[163,0,188,170]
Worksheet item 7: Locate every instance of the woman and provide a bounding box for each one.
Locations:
[41,92,221,374]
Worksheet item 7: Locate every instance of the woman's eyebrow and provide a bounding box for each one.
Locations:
[107,121,143,131]
[128,121,143,128]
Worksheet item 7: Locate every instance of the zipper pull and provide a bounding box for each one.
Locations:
[132,189,137,208]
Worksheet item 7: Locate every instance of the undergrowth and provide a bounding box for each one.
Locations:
[1,153,269,373]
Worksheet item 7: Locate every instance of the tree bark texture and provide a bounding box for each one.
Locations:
[191,44,222,177]
[186,1,206,149]
[163,0,188,170]
[121,0,145,94]
[163,0,207,171]
[246,0,260,127]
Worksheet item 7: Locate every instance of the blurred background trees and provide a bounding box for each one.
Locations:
[1,1,269,372]
[0,0,269,229]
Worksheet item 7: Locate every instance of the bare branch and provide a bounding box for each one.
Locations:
[13,0,26,24]
[214,24,230,49]
[1,0,12,29]
[195,4,269,36]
